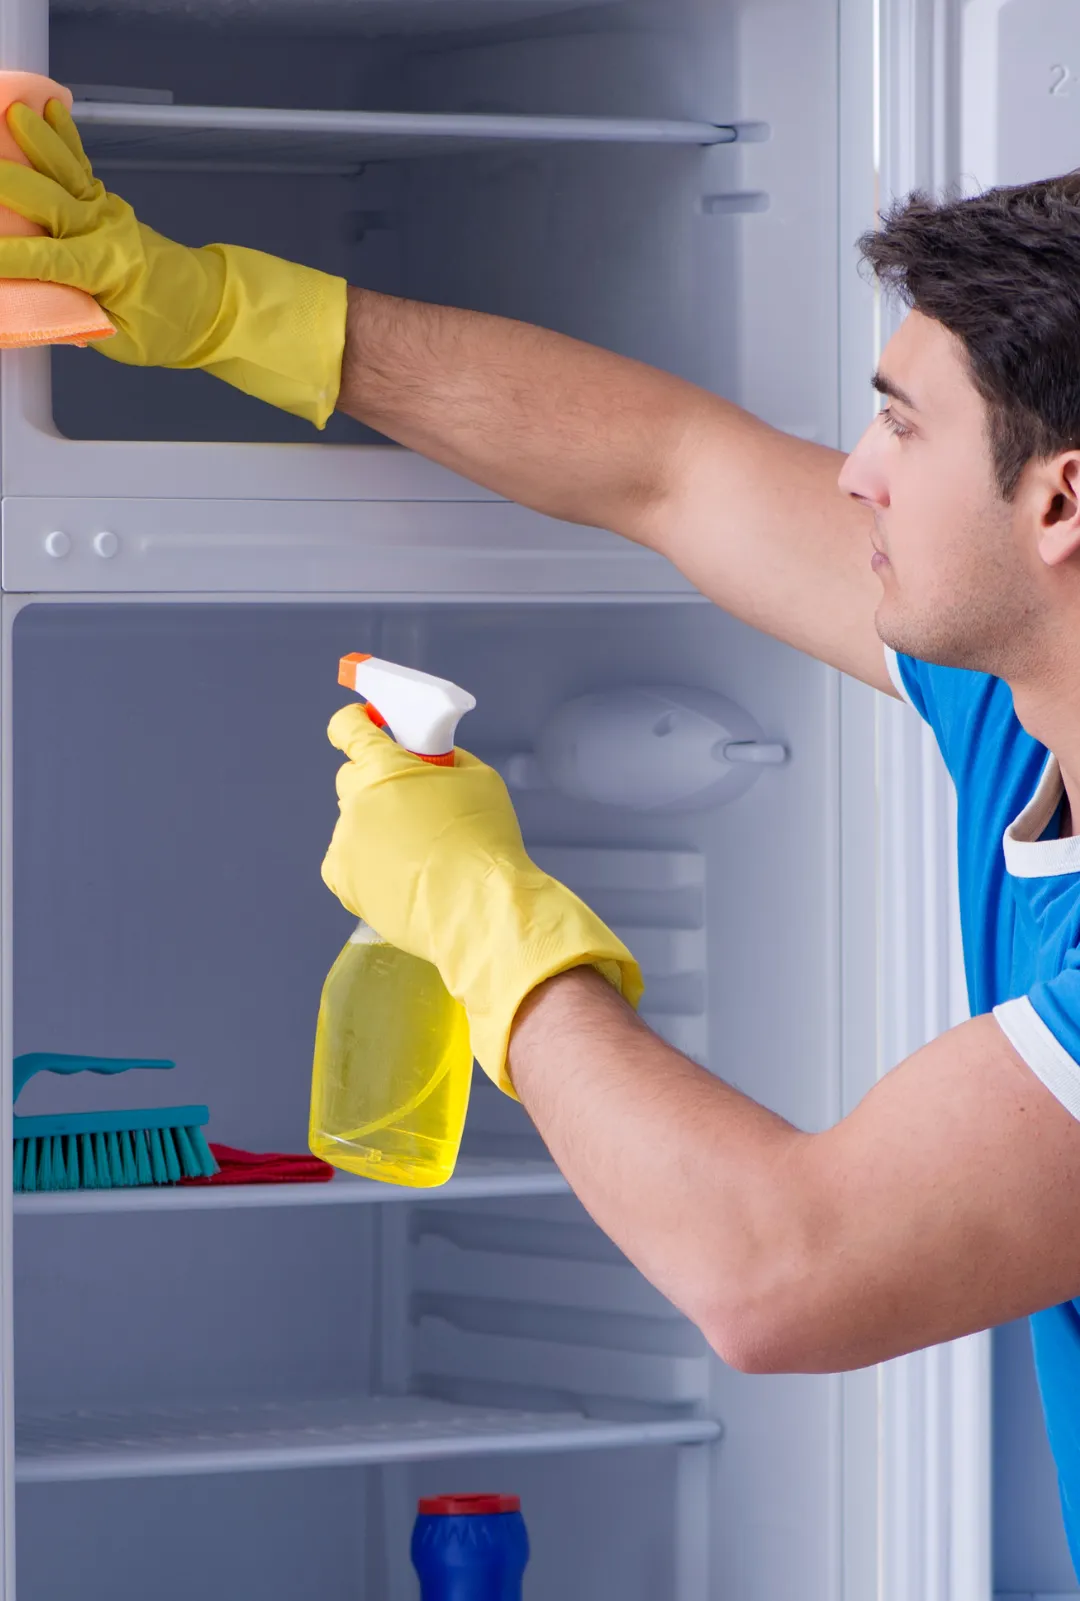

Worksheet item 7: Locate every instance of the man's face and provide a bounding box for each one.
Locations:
[839,309,1033,676]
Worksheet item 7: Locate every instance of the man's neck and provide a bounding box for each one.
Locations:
[1011,679,1080,840]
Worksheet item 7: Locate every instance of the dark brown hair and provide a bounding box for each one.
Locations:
[859,174,1080,497]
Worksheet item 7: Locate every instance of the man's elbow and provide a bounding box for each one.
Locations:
[678,1158,852,1375]
[701,1304,815,1375]
[693,1262,847,1376]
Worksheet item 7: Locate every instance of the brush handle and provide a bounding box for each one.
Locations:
[13,1054,175,1104]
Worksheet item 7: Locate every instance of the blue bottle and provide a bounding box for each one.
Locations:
[411,1494,529,1600]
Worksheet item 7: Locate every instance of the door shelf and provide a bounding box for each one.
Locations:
[15,1394,721,1483]
[13,1157,569,1216]
[75,101,738,175]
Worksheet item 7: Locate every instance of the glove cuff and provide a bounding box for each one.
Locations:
[199,244,348,427]
[442,863,644,1099]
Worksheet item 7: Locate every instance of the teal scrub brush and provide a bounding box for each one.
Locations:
[13,1054,218,1193]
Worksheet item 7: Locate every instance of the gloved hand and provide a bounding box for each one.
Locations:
[322,706,644,1096]
[0,99,347,426]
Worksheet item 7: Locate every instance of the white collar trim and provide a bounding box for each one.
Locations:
[1003,754,1080,877]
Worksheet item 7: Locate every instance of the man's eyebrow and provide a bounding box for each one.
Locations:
[872,370,919,410]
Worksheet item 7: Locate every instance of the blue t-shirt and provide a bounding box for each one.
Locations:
[888,646,1080,1571]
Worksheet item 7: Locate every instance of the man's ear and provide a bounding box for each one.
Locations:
[1036,454,1080,567]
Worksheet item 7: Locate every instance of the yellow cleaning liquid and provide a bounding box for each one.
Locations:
[309,922,474,1187]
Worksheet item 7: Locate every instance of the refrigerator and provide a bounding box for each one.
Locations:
[0,0,1072,1595]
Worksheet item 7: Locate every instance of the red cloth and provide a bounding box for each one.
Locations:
[181,1143,334,1186]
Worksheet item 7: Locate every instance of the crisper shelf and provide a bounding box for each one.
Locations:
[15,1394,721,1483]
[13,1157,568,1216]
[74,101,737,175]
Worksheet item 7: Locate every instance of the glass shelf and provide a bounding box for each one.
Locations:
[16,1393,721,1482]
[13,1156,568,1215]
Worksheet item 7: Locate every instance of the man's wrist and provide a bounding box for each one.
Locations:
[507,964,629,1099]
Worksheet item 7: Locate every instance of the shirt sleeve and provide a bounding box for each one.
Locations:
[995,981,1080,1123]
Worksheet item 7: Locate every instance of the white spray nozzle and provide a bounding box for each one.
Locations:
[338,655,476,760]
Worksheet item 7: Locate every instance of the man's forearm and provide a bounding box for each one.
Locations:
[510,967,1076,1376]
[508,967,818,1371]
[336,286,722,546]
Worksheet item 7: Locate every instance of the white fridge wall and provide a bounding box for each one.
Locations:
[14,1207,379,1413]
[17,1470,373,1601]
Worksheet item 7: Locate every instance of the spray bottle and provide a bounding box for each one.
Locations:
[309,655,477,1188]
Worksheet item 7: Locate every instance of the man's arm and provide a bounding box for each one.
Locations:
[338,289,894,695]
[509,968,1080,1372]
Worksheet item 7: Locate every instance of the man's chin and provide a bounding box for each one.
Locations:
[874,608,930,665]
[874,604,903,652]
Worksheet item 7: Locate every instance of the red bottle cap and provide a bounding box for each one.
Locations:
[418,1494,521,1516]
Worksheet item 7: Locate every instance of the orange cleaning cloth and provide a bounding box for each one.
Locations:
[0,71,114,349]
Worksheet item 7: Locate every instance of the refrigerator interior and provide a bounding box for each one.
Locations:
[10,597,845,1599]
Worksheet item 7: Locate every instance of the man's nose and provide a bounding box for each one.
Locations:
[838,427,889,509]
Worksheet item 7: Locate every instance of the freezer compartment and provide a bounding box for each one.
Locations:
[0,0,842,505]
[41,0,736,449]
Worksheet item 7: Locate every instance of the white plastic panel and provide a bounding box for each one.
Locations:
[409,1196,714,1415]
[963,0,1080,189]
[1,497,691,595]
[414,1320,709,1404]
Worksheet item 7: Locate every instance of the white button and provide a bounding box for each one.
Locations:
[44,531,71,559]
[93,531,119,559]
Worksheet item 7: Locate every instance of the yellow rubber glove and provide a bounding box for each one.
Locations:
[0,99,347,426]
[322,705,644,1096]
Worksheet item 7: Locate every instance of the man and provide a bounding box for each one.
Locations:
[5,99,1080,1566]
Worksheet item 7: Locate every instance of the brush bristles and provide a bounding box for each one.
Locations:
[13,1122,217,1192]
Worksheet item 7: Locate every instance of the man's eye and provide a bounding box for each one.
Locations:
[880,406,912,439]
